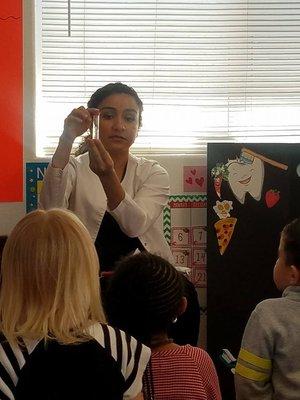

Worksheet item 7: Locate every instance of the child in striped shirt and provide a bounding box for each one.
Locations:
[0,209,150,400]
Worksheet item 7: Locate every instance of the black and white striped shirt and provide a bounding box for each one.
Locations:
[0,323,150,400]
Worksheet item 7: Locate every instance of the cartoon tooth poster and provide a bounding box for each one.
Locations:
[206,143,300,400]
[226,157,265,205]
[209,146,288,255]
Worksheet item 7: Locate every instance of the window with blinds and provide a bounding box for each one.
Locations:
[36,0,300,157]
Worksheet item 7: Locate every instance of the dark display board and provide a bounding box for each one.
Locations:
[207,143,300,400]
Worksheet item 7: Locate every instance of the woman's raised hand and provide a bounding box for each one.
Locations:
[62,107,99,142]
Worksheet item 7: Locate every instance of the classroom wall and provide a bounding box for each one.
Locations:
[0,0,208,346]
[0,1,35,235]
[1,1,207,225]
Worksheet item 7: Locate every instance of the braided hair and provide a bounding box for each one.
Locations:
[282,218,300,269]
[105,252,184,346]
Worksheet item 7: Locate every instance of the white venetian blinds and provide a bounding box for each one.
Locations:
[37,0,300,157]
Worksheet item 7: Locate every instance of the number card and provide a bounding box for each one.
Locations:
[192,268,207,288]
[172,248,191,269]
[192,226,207,245]
[192,247,206,266]
[171,227,190,247]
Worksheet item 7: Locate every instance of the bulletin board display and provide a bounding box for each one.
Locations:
[207,143,300,400]
[0,1,23,202]
[163,194,207,288]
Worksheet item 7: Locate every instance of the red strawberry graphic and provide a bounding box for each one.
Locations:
[265,189,280,208]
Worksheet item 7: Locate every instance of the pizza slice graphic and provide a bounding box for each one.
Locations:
[214,217,237,255]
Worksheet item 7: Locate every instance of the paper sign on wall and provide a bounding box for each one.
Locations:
[0,1,23,201]
[183,166,207,192]
[26,163,49,212]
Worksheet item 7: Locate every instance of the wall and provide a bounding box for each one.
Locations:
[0,1,35,234]
[0,0,208,346]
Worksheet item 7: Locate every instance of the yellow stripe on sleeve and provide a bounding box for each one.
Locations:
[235,363,270,382]
[238,348,271,370]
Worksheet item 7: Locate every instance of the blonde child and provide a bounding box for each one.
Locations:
[0,209,150,400]
[235,218,300,399]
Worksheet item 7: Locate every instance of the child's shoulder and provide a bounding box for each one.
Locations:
[256,296,282,307]
[255,286,300,314]
[253,295,290,321]
[180,345,214,364]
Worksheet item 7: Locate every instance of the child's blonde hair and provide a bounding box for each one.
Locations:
[0,208,106,345]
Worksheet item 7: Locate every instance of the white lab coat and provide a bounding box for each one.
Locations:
[39,152,174,263]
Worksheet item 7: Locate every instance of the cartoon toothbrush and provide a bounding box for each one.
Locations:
[240,147,288,170]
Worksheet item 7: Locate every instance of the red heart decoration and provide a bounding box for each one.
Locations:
[191,169,196,175]
[185,177,193,184]
[195,177,204,186]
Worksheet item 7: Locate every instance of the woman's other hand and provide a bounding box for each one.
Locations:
[88,138,125,210]
[62,107,99,142]
[87,138,115,178]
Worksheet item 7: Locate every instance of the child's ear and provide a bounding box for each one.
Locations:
[177,296,188,317]
[289,265,300,285]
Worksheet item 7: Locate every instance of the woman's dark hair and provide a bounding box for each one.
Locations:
[75,82,143,156]
[88,82,143,127]
[282,218,300,268]
[105,252,184,346]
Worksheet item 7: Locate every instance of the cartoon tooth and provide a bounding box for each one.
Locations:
[226,157,264,204]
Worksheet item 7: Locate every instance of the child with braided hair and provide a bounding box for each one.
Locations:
[105,252,221,400]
